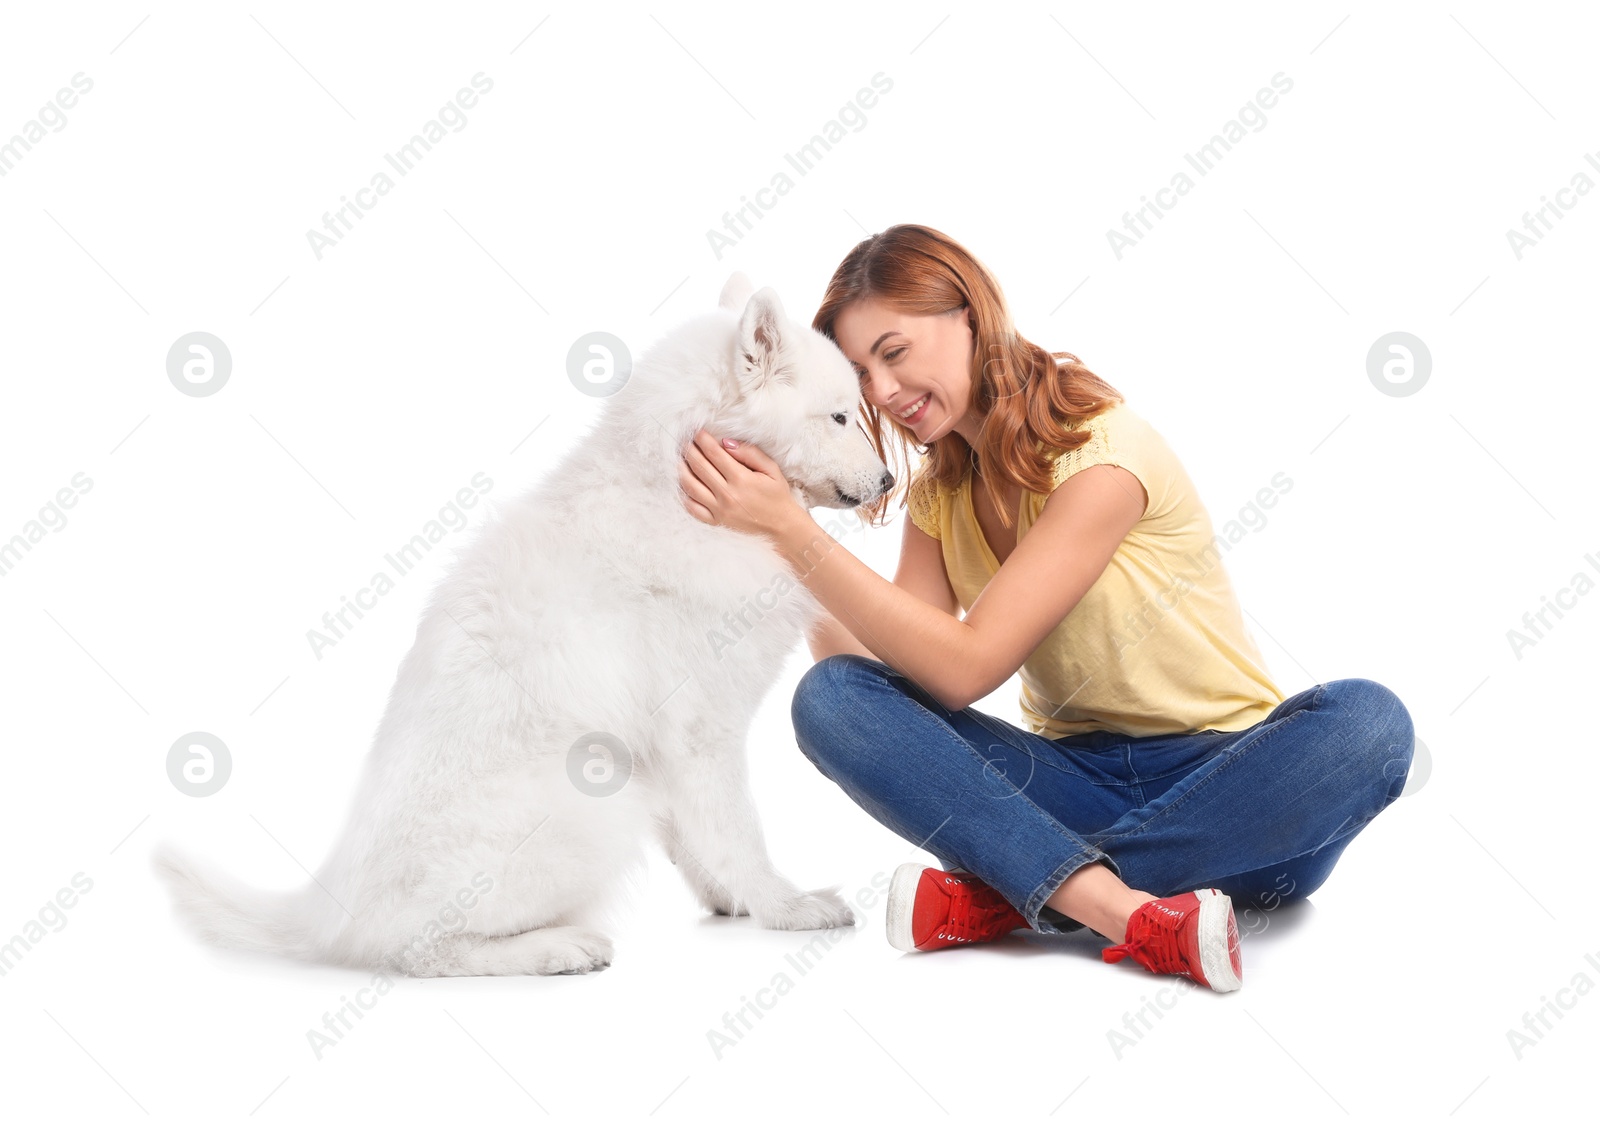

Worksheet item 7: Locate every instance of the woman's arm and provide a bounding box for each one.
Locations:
[806,612,876,663]
[678,430,1145,708]
[806,515,961,662]
[776,463,1147,711]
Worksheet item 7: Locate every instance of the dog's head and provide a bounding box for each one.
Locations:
[716,273,893,510]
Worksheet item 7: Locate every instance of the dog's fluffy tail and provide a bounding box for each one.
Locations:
[150,840,328,963]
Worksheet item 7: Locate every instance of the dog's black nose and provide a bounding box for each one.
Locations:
[879,470,895,492]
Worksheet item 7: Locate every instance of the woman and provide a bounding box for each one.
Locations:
[677,223,1414,992]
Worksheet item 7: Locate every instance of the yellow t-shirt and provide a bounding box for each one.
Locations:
[904,400,1285,739]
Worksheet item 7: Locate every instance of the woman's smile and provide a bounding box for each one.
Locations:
[896,393,931,424]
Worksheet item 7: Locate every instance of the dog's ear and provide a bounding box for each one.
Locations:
[735,286,792,392]
[718,271,755,311]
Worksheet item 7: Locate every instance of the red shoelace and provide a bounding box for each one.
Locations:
[942,881,1025,942]
[1102,905,1188,975]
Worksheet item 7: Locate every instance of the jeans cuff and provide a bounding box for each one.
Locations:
[1021,846,1120,933]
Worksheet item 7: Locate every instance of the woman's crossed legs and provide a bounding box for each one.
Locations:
[791,654,1414,966]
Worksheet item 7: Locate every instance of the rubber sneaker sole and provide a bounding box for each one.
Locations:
[1194,888,1242,992]
[885,862,925,953]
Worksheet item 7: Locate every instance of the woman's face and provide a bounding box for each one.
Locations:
[833,297,977,445]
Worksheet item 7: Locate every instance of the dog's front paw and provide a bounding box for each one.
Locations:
[756,885,855,931]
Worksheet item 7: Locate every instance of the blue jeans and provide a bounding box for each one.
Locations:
[791,655,1415,934]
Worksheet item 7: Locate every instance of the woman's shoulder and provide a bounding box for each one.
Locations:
[1051,399,1170,462]
[1042,399,1183,515]
[1043,401,1126,476]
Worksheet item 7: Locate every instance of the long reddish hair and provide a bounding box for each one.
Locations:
[811,223,1123,531]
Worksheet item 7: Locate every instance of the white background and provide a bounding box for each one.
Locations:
[1,1,1595,1125]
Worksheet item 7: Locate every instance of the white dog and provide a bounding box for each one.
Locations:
[152,271,893,976]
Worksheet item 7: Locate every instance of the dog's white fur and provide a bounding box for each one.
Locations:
[152,273,893,976]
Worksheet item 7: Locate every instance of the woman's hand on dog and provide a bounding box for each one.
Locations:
[679,428,805,540]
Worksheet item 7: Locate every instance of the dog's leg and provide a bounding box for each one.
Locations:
[655,811,746,917]
[406,925,614,977]
[658,735,854,932]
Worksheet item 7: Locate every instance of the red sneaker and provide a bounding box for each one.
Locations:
[885,863,1031,953]
[1101,888,1243,992]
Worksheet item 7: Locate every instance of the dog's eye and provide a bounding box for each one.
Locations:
[832,412,848,426]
